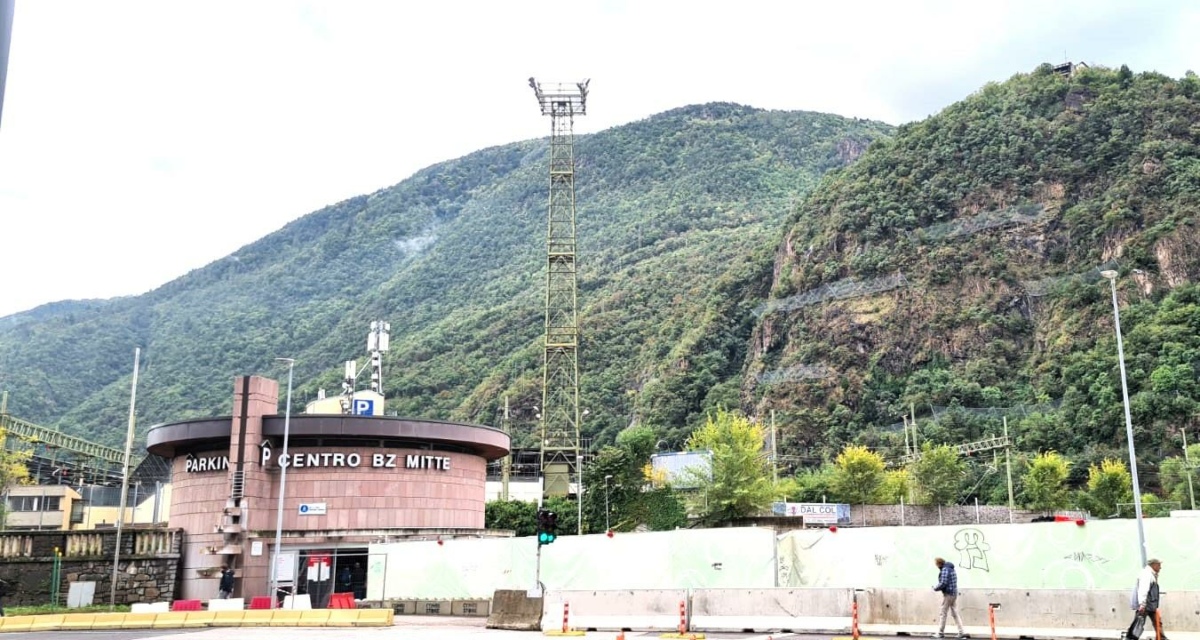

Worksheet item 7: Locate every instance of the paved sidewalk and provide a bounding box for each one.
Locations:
[129,618,1200,640]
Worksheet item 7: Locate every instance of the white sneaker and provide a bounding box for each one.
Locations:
[932,634,944,639]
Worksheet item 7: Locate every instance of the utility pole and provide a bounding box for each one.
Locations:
[1004,417,1015,521]
[910,403,918,452]
[770,410,778,483]
[1183,428,1196,511]
[501,397,511,501]
[529,77,589,499]
[110,348,140,610]
[903,416,911,457]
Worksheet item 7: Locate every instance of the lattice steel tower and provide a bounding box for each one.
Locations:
[529,77,589,497]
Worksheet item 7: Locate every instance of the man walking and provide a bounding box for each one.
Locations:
[1125,559,1164,640]
[218,565,235,600]
[933,557,965,639]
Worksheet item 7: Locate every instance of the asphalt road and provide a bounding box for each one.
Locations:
[0,614,865,640]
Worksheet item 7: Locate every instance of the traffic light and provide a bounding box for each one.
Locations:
[536,509,558,546]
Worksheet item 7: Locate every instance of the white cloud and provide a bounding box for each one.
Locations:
[0,0,1195,317]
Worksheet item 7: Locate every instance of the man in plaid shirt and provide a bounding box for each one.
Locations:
[934,557,965,638]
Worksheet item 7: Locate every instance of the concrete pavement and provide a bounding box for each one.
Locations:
[3,616,1196,640]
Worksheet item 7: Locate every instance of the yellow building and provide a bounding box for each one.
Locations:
[4,485,82,530]
[80,484,173,529]
[304,390,385,416]
[3,484,173,531]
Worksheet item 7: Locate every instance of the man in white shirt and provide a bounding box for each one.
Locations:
[1124,559,1164,640]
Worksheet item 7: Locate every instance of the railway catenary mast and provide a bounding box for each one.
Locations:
[528,78,588,498]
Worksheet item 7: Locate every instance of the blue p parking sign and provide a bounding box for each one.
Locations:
[352,399,374,415]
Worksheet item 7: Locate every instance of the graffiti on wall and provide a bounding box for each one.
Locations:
[953,528,991,572]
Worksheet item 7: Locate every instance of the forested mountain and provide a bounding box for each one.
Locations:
[0,103,891,449]
[5,64,1198,496]
[749,64,1200,490]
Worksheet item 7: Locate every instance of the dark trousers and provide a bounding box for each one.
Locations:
[1126,610,1163,640]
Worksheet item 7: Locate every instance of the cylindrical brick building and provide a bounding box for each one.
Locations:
[145,375,510,603]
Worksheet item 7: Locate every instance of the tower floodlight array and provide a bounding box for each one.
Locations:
[340,360,356,414]
[368,320,391,395]
[529,77,589,497]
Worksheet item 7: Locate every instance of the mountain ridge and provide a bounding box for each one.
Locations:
[0,101,892,449]
[748,64,1200,487]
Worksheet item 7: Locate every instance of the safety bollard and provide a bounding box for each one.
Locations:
[562,601,570,633]
[1155,609,1163,640]
[988,602,1002,640]
[678,599,687,635]
[851,600,860,640]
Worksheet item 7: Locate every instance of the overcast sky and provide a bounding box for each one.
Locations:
[0,0,1196,318]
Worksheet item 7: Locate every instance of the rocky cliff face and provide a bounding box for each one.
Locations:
[746,65,1200,466]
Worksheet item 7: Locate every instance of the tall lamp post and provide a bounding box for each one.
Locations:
[604,475,613,531]
[1100,270,1148,567]
[270,358,295,609]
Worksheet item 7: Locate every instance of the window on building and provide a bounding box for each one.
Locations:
[6,496,61,512]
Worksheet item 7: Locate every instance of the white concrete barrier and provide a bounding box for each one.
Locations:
[282,594,313,610]
[862,588,1200,632]
[131,602,170,613]
[542,589,688,631]
[534,588,1200,634]
[208,597,245,611]
[691,588,854,633]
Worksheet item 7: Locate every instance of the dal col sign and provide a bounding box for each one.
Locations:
[772,502,851,524]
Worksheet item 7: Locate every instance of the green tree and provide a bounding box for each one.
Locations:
[909,443,966,506]
[1022,451,1071,513]
[683,407,775,525]
[624,487,688,531]
[580,424,687,532]
[1078,459,1133,518]
[484,499,537,536]
[878,468,912,504]
[1159,443,1200,511]
[831,445,886,505]
[0,450,31,526]
[1139,493,1173,518]
[781,465,835,502]
[544,496,578,535]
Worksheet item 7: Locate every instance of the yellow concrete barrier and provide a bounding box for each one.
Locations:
[58,613,97,630]
[299,610,331,626]
[0,615,36,632]
[183,611,218,627]
[27,615,65,632]
[210,610,246,627]
[240,610,276,627]
[268,610,305,627]
[0,607,401,632]
[120,612,160,629]
[152,611,190,628]
[354,609,395,626]
[91,613,129,630]
[326,610,359,627]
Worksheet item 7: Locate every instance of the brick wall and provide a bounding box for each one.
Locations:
[0,528,181,606]
[740,505,1042,531]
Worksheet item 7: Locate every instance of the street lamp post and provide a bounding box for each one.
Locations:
[1100,270,1148,568]
[604,475,613,531]
[270,358,295,609]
